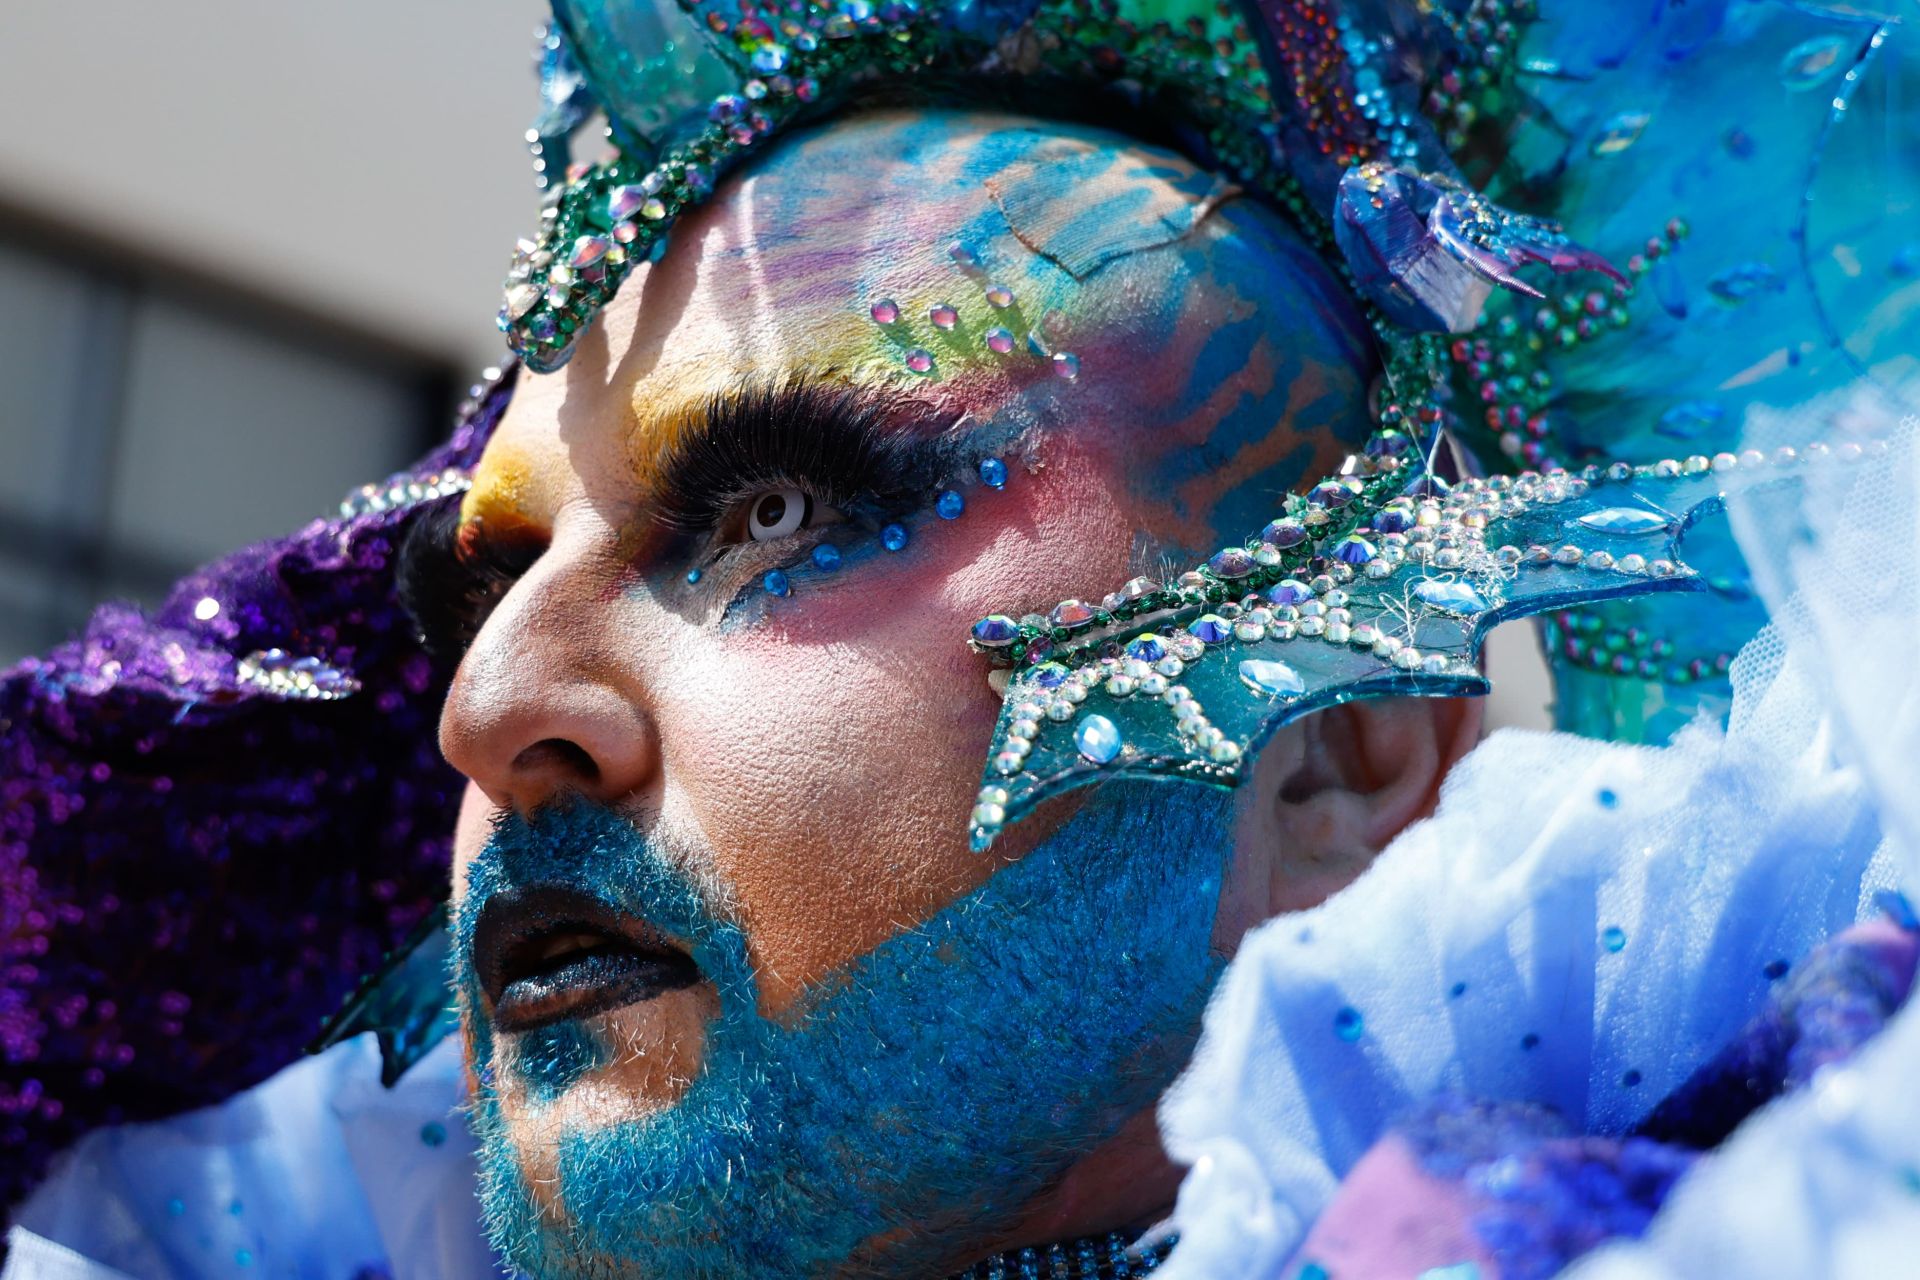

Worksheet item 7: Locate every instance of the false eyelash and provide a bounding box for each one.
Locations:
[397,499,546,664]
[646,377,958,536]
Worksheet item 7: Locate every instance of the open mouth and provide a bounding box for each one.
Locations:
[472,886,701,1034]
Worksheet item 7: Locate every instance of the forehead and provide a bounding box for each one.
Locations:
[466,108,1246,530]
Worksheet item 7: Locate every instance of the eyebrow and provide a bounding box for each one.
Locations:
[397,376,965,660]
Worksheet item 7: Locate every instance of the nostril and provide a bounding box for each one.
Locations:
[511,738,602,787]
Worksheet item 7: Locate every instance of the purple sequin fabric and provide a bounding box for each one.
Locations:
[0,371,511,1214]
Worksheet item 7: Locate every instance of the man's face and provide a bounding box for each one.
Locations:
[435,108,1372,1275]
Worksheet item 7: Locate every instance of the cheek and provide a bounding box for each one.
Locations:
[655,436,1139,1008]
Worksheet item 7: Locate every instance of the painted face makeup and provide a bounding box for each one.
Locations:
[435,106,1378,1275]
[458,786,1234,1278]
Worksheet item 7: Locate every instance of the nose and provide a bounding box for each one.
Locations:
[438,556,661,815]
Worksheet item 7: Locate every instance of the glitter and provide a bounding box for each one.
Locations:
[904,348,934,374]
[869,298,900,324]
[1051,351,1080,379]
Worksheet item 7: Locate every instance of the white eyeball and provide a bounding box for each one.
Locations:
[746,488,812,542]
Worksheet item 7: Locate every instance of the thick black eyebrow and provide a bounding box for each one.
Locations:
[644,376,961,534]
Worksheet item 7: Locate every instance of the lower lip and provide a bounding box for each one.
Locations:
[494,947,701,1034]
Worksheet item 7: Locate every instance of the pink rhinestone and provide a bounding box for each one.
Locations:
[929,303,958,329]
[904,348,934,374]
[870,299,900,325]
[984,326,1015,354]
[984,284,1014,307]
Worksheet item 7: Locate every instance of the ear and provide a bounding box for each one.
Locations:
[1220,696,1483,934]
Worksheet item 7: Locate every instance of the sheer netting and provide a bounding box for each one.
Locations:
[1158,401,1920,1278]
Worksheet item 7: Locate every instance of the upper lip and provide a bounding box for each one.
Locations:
[471,885,700,1034]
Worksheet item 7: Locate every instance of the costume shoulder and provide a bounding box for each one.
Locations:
[0,372,508,1214]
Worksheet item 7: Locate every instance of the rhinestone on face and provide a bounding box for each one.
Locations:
[905,348,935,374]
[929,303,959,329]
[935,489,965,519]
[1051,351,1081,379]
[978,457,1008,490]
[881,523,909,552]
[984,283,1014,308]
[870,298,901,324]
[984,326,1015,354]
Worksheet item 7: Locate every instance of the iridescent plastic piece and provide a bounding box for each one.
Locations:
[965,452,1784,852]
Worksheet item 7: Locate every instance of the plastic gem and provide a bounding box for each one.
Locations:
[193,597,220,621]
[929,303,958,329]
[936,489,965,519]
[984,283,1014,307]
[569,236,611,268]
[641,197,668,221]
[1208,547,1256,579]
[1578,507,1670,536]
[1332,535,1377,565]
[811,543,842,572]
[505,283,542,320]
[1126,636,1167,662]
[881,523,909,552]
[1591,110,1652,157]
[1051,351,1080,379]
[1050,600,1095,629]
[1268,578,1313,606]
[948,240,976,267]
[972,615,1020,647]
[1073,714,1123,765]
[1029,663,1070,689]
[1414,579,1490,614]
[870,298,900,324]
[1603,926,1627,953]
[1780,34,1848,90]
[1262,518,1308,548]
[905,348,935,374]
[607,184,650,221]
[1333,1006,1364,1041]
[1188,614,1232,644]
[984,326,1015,354]
[979,457,1008,489]
[1239,659,1306,697]
[751,43,789,73]
[763,569,791,597]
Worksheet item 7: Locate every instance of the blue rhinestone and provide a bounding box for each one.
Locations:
[1332,535,1377,565]
[420,1121,447,1147]
[1074,714,1122,764]
[1597,787,1619,808]
[1239,658,1305,697]
[1188,614,1232,644]
[1374,507,1413,534]
[1366,429,1412,457]
[1414,579,1490,614]
[1208,547,1256,579]
[764,570,791,597]
[881,523,909,552]
[1029,662,1070,688]
[1622,1068,1643,1087]
[1333,1006,1364,1041]
[979,457,1008,489]
[811,543,843,572]
[1521,1032,1541,1050]
[685,568,702,584]
[1310,481,1355,508]
[1261,518,1308,548]
[1449,981,1468,998]
[1764,958,1790,980]
[1267,578,1313,606]
[971,615,1020,647]
[1126,635,1167,662]
[936,490,965,520]
[1603,925,1627,953]
[1578,507,1671,536]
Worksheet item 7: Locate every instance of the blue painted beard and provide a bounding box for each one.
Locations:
[455,784,1234,1279]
